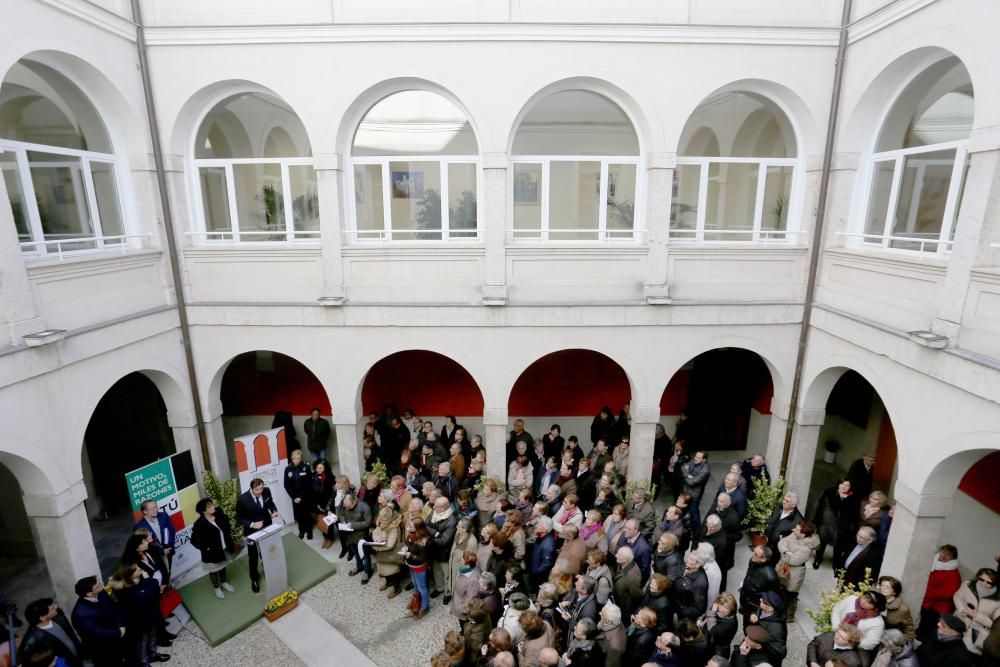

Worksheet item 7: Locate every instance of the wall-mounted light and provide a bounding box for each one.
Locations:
[23,329,67,347]
[907,330,949,349]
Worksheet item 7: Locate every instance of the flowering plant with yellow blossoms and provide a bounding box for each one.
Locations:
[264,590,299,613]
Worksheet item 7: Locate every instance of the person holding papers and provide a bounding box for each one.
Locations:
[235,478,280,594]
[339,493,374,583]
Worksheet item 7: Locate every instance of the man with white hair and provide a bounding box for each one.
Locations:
[764,491,804,561]
[741,454,771,502]
[843,526,882,587]
[433,461,458,500]
[427,496,457,599]
[529,515,556,588]
[674,551,709,620]
[498,592,535,644]
[613,546,643,618]
[596,602,627,667]
[716,471,748,519]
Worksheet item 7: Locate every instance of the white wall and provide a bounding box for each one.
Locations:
[938,491,1000,580]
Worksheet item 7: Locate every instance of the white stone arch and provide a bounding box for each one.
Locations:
[0,48,146,242]
[0,436,62,496]
[505,76,651,158]
[910,433,1000,499]
[336,77,484,161]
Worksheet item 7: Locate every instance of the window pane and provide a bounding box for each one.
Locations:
[680,92,795,158]
[233,163,285,241]
[549,161,600,240]
[389,161,441,240]
[289,165,319,236]
[1,151,31,246]
[606,163,636,238]
[354,164,385,240]
[447,163,477,238]
[27,150,95,251]
[353,91,478,157]
[196,92,310,159]
[761,165,793,239]
[705,162,757,241]
[513,91,638,156]
[669,164,700,237]
[864,160,895,240]
[876,57,972,152]
[199,166,232,240]
[512,163,542,239]
[950,154,971,242]
[890,149,956,251]
[90,161,123,241]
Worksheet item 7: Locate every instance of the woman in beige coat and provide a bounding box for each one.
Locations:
[954,567,1000,655]
[449,517,479,603]
[370,506,404,598]
[776,520,820,619]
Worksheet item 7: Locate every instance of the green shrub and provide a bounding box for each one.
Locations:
[805,568,874,633]
[203,470,244,546]
[619,479,657,505]
[743,476,786,535]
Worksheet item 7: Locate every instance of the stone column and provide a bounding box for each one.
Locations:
[784,407,825,507]
[167,407,206,483]
[483,408,509,481]
[23,481,100,612]
[628,405,659,484]
[643,153,674,304]
[315,153,347,304]
[0,147,45,344]
[932,143,1000,341]
[881,481,952,608]
[481,152,508,305]
[332,408,362,483]
[201,399,231,481]
[764,397,790,476]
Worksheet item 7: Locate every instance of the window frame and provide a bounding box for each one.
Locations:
[346,154,482,243]
[669,155,802,244]
[1,138,135,258]
[190,155,319,244]
[507,155,643,243]
[854,138,968,255]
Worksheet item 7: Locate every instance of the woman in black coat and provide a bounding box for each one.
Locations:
[190,498,236,597]
[109,562,163,667]
[638,574,673,633]
[590,407,614,446]
[811,477,857,569]
[624,608,659,666]
[310,459,335,547]
[122,532,170,587]
[699,592,739,659]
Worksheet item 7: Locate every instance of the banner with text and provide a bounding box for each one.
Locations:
[233,427,292,523]
[126,450,200,577]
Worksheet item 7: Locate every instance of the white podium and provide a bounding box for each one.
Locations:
[247,523,288,601]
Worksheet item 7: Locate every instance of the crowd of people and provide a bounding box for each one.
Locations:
[2,404,998,667]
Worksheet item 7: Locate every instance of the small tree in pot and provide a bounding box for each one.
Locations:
[743,476,787,546]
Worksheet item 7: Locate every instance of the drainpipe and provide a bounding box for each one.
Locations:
[130,0,212,473]
[780,0,853,477]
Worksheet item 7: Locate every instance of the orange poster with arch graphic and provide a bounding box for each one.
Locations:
[233,427,293,524]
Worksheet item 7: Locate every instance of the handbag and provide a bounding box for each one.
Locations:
[776,560,791,586]
[160,586,182,617]
[409,590,422,616]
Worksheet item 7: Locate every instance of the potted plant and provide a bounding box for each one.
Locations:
[619,479,657,505]
[806,569,873,632]
[823,440,840,464]
[264,590,299,622]
[742,476,787,546]
[203,470,244,548]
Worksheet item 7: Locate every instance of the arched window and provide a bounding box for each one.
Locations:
[1,60,128,257]
[672,91,799,242]
[860,57,972,253]
[511,90,640,241]
[350,90,479,242]
[192,92,316,243]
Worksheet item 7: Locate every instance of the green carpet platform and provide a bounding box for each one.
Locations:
[178,533,336,646]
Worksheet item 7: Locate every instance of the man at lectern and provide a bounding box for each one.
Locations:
[236,478,280,593]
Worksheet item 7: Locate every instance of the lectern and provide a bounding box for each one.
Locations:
[247,523,287,601]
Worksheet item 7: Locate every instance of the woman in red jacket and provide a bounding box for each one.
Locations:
[917,543,963,641]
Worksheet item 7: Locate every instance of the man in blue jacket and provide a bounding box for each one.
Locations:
[529,516,557,590]
[135,500,176,562]
[71,576,125,667]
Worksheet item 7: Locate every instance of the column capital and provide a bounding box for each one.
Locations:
[331,408,359,425]
[24,480,88,518]
[483,409,508,426]
[630,405,662,424]
[968,126,1000,154]
[482,152,508,170]
[645,152,676,169]
[166,408,197,429]
[894,481,953,518]
[201,400,224,422]
[795,407,826,427]
[769,397,790,421]
[313,153,344,172]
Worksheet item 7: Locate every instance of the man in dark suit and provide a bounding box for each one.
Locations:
[135,500,176,563]
[765,492,805,560]
[613,519,651,582]
[71,576,124,667]
[847,455,876,502]
[842,526,883,587]
[235,477,280,593]
[21,598,83,667]
[529,516,557,589]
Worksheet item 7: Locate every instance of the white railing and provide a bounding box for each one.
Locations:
[342,229,481,243]
[19,234,152,261]
[837,232,954,254]
[185,230,321,242]
[506,228,644,242]
[668,228,804,244]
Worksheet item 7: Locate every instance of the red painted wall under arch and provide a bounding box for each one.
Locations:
[959,450,1000,513]
[508,350,631,416]
[362,350,484,415]
[221,352,331,415]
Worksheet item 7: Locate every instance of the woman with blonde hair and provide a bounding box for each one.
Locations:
[603,504,628,558]
[370,505,404,598]
[698,592,738,659]
[624,607,659,665]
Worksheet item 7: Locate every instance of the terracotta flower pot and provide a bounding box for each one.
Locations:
[751,532,769,547]
[264,598,299,622]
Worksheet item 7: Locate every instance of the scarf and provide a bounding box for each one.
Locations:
[844,597,879,625]
[580,523,603,541]
[560,505,579,523]
[976,582,997,599]
[598,620,621,633]
[459,565,476,575]
[431,506,454,523]
[931,555,960,571]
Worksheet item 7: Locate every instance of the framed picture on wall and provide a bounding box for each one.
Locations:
[513,169,539,204]
[391,170,424,199]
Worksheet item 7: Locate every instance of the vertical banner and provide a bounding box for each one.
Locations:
[233,427,292,524]
[126,450,200,577]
